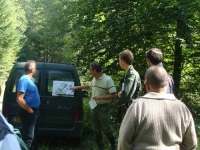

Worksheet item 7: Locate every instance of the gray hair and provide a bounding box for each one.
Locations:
[145,66,168,89]
[24,60,36,72]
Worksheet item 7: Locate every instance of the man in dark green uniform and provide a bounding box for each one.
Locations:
[116,49,142,122]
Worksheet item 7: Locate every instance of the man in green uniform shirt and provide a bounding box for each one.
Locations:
[70,61,117,150]
[116,49,142,122]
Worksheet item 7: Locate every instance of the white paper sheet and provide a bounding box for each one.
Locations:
[89,99,97,109]
[122,82,125,90]
[52,81,74,96]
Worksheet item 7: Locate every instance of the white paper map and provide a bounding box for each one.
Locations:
[52,81,74,96]
[89,99,97,109]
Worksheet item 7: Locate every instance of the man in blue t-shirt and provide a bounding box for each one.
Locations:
[16,60,40,150]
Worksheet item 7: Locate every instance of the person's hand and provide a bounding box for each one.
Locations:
[70,86,78,91]
[118,90,123,97]
[27,107,33,113]
[93,96,102,101]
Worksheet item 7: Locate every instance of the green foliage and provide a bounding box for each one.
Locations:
[11,0,200,147]
[69,0,200,97]
[13,0,200,116]
[65,0,200,126]
[0,0,199,149]
[17,0,76,63]
[0,0,27,84]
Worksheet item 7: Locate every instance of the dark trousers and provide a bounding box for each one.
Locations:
[117,101,132,123]
[91,104,116,150]
[19,107,39,150]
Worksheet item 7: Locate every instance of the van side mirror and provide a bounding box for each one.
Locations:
[82,91,88,98]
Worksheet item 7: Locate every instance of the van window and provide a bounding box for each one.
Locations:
[10,69,41,93]
[45,69,74,95]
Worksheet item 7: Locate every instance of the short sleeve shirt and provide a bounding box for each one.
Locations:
[17,75,40,108]
[89,73,116,105]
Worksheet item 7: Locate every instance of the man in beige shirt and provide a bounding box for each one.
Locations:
[118,66,197,150]
[70,61,117,150]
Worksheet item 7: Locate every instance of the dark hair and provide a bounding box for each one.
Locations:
[90,61,102,72]
[145,66,168,89]
[119,49,134,65]
[24,60,36,72]
[146,48,163,65]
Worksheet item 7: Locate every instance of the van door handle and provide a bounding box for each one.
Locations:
[57,106,71,110]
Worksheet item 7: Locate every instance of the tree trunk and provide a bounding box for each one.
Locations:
[173,19,183,97]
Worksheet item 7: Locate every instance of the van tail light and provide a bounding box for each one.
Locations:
[75,109,83,121]
[2,104,8,120]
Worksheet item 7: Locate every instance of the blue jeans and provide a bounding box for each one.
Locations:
[19,107,39,150]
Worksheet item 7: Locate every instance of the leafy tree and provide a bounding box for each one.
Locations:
[17,0,76,63]
[70,0,200,95]
[14,0,200,116]
[0,0,27,84]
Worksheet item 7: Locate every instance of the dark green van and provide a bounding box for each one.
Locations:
[2,62,83,138]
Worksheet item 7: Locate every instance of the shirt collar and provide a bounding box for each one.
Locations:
[141,92,177,100]
[125,65,133,74]
[97,73,105,80]
[157,62,163,67]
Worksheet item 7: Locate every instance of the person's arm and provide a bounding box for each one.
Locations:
[180,115,197,150]
[70,85,89,91]
[93,92,117,100]
[117,74,138,105]
[16,92,33,113]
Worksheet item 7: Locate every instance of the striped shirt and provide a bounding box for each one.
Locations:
[89,73,116,105]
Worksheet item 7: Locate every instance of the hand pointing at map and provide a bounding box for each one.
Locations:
[70,85,90,91]
[70,86,79,91]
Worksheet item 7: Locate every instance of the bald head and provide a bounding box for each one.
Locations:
[145,66,168,89]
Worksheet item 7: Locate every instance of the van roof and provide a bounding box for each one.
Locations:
[13,62,76,70]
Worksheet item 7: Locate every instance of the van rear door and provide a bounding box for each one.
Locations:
[39,64,82,130]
